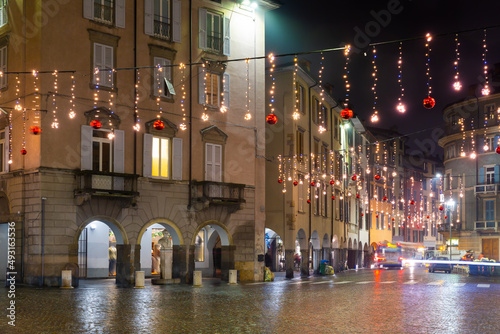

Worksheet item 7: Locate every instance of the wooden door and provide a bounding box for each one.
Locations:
[482,238,499,261]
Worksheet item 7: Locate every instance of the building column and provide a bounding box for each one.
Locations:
[173,244,190,283]
[285,249,295,279]
[300,248,309,277]
[220,245,235,281]
[116,244,140,287]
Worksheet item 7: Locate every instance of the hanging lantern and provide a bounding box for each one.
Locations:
[278,179,283,184]
[293,181,298,186]
[439,206,444,211]
[21,148,27,155]
[340,108,353,120]
[423,96,435,109]
[154,120,165,130]
[496,146,500,154]
[90,120,102,129]
[351,175,357,181]
[266,114,277,125]
[382,196,387,201]
[30,126,42,135]
[329,180,334,185]
[374,174,381,181]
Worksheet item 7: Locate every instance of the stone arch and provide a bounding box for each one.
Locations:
[136,218,184,246]
[331,235,339,249]
[72,215,128,248]
[191,220,232,246]
[0,191,11,217]
[348,238,352,250]
[296,228,307,249]
[310,230,320,249]
[352,239,357,250]
[322,234,330,248]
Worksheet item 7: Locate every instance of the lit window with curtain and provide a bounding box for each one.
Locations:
[152,136,170,178]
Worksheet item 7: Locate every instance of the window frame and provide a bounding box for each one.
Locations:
[93,0,115,24]
[0,45,6,89]
[151,135,171,179]
[92,129,114,172]
[153,56,173,99]
[0,0,7,28]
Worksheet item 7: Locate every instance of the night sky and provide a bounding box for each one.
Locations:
[265,0,500,157]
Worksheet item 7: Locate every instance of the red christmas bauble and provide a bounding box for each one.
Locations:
[376,215,379,218]
[351,175,357,181]
[90,120,102,129]
[392,218,395,221]
[310,181,316,186]
[439,206,444,211]
[30,126,42,135]
[331,196,335,200]
[374,174,381,181]
[444,216,448,219]
[356,194,360,199]
[340,108,353,120]
[293,181,298,186]
[154,120,165,130]
[307,199,311,204]
[423,96,435,109]
[496,146,500,154]
[361,213,364,216]
[329,180,334,185]
[278,179,283,183]
[426,216,430,219]
[410,200,415,205]
[21,148,27,155]
[266,114,277,125]
[408,216,411,219]
[382,196,387,201]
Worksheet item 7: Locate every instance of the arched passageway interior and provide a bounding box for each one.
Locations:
[265,228,284,272]
[139,223,181,277]
[194,224,230,279]
[77,220,124,278]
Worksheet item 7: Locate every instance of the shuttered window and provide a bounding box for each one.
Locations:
[0,0,7,28]
[205,143,222,182]
[145,0,181,42]
[199,8,230,55]
[0,46,6,89]
[83,0,125,28]
[93,43,114,88]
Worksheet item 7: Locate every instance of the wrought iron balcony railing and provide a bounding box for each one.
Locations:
[75,170,138,197]
[192,181,246,207]
[474,183,500,195]
[154,15,170,38]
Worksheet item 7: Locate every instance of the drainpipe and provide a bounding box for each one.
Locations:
[188,0,193,210]
[308,83,319,274]
[41,197,46,286]
[133,0,137,178]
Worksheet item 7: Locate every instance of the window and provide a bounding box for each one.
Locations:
[92,130,113,172]
[446,144,455,159]
[314,187,320,216]
[485,200,495,221]
[0,0,7,28]
[298,175,304,212]
[333,115,338,140]
[321,144,328,173]
[93,43,113,88]
[322,185,328,217]
[145,0,181,42]
[199,8,230,55]
[297,84,305,114]
[313,139,319,171]
[296,129,304,159]
[198,66,229,109]
[0,128,6,173]
[0,46,6,89]
[376,213,379,229]
[143,123,182,180]
[486,166,495,184]
[153,57,173,99]
[205,142,222,182]
[152,136,170,178]
[423,196,427,211]
[83,0,125,28]
[485,104,496,121]
[320,105,327,129]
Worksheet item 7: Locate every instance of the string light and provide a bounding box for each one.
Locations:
[179,63,187,130]
[423,33,435,109]
[134,69,141,131]
[245,59,252,121]
[370,46,379,123]
[453,33,462,91]
[267,53,276,121]
[481,29,490,96]
[396,42,405,113]
[51,70,59,128]
[69,74,76,119]
[32,70,41,127]
[292,56,300,120]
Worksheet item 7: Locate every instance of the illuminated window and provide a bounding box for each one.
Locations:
[206,72,220,107]
[152,136,170,178]
[92,130,113,172]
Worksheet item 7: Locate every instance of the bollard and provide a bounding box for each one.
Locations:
[135,271,145,289]
[60,270,74,289]
[229,269,238,284]
[193,270,202,287]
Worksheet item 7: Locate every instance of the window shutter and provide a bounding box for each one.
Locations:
[113,130,125,173]
[0,46,6,88]
[93,43,103,85]
[81,125,93,170]
[144,0,154,36]
[198,8,207,50]
[214,144,222,182]
[172,0,181,43]
[103,45,113,87]
[198,66,206,105]
[223,16,231,56]
[223,73,230,109]
[83,0,93,20]
[172,137,183,180]
[4,126,9,172]
[115,0,126,28]
[143,134,153,178]
[495,165,499,184]
[205,143,213,181]
[479,167,485,184]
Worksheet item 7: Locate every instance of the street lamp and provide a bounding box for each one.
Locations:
[446,199,455,261]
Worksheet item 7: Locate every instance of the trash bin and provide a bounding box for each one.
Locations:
[469,263,479,276]
[319,260,329,275]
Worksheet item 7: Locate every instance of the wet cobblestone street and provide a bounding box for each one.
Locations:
[2,268,500,334]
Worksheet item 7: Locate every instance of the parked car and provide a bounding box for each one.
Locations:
[428,256,453,273]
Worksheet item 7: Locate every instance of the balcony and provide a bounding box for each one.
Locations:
[192,181,246,211]
[154,15,170,38]
[475,221,498,232]
[474,183,500,196]
[75,170,139,200]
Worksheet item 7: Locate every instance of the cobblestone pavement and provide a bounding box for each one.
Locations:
[2,268,500,334]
